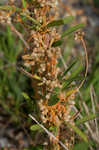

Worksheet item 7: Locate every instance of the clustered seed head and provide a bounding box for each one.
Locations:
[19,0,76,128]
[38,93,75,126]
[37,0,56,7]
[0,11,11,24]
[1,0,76,148]
[21,1,63,106]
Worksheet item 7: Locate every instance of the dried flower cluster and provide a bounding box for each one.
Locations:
[0,10,11,24]
[19,0,75,148]
[20,0,74,126]
[0,0,76,149]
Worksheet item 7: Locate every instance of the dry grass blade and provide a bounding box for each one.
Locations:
[90,85,99,136]
[74,32,88,92]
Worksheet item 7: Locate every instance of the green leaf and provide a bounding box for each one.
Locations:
[53,87,61,94]
[75,113,98,126]
[73,142,89,150]
[20,13,41,26]
[0,5,21,12]
[30,124,43,132]
[62,78,75,91]
[63,16,74,24]
[52,40,63,47]
[70,63,83,79]
[61,24,85,38]
[62,68,84,91]
[22,92,30,100]
[48,93,60,106]
[67,123,88,143]
[65,89,76,97]
[22,0,26,8]
[48,87,60,106]
[49,126,59,136]
[33,74,42,81]
[61,59,77,79]
[47,16,74,27]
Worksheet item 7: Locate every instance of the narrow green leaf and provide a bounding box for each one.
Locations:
[52,40,63,47]
[0,5,13,10]
[61,59,77,79]
[22,0,26,8]
[62,69,84,91]
[47,16,74,27]
[48,87,60,106]
[73,142,89,150]
[30,124,43,132]
[61,24,85,38]
[53,87,61,94]
[62,76,77,91]
[75,113,98,126]
[20,13,41,26]
[22,92,30,100]
[63,16,74,24]
[70,64,83,79]
[47,19,63,27]
[33,74,42,81]
[0,5,21,12]
[67,123,88,143]
[48,93,60,106]
[65,89,76,97]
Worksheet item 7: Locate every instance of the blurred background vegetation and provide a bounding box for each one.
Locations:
[0,0,99,150]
